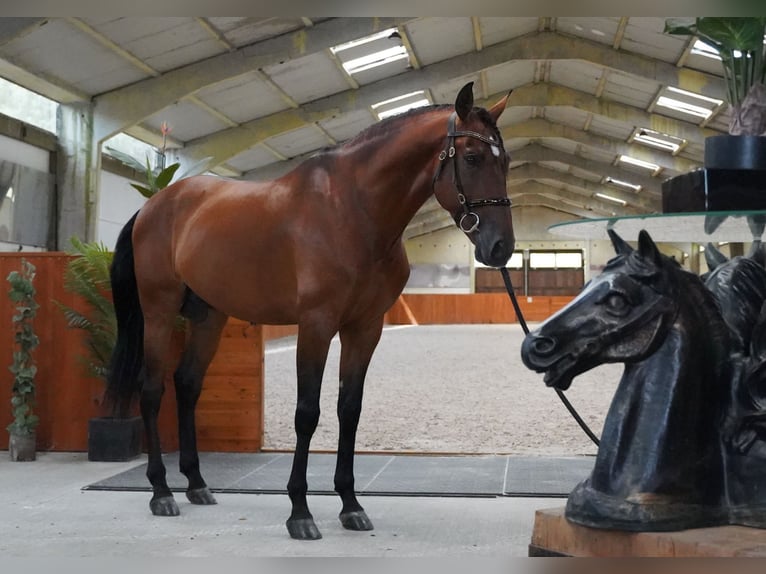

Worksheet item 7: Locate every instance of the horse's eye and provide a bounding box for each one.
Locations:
[604,292,630,315]
[464,154,481,167]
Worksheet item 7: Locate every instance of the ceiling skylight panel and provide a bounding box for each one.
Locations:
[632,128,685,153]
[330,28,410,77]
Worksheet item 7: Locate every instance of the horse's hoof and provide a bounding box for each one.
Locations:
[150,496,180,517]
[339,510,374,531]
[186,487,217,505]
[286,517,322,540]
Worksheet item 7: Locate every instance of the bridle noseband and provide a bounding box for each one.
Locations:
[432,112,511,234]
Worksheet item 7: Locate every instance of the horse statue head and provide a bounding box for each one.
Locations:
[521,229,693,391]
[521,229,733,531]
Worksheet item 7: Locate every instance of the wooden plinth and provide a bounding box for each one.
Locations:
[530,507,766,557]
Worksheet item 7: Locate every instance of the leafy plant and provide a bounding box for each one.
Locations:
[665,18,766,134]
[57,238,116,381]
[7,259,40,436]
[106,122,212,198]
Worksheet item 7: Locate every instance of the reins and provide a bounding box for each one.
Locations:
[499,268,601,447]
[432,110,599,447]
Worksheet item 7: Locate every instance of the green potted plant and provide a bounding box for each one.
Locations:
[57,238,142,461]
[106,121,212,199]
[665,18,766,169]
[7,258,40,461]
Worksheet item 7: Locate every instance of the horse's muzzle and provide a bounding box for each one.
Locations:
[475,238,514,267]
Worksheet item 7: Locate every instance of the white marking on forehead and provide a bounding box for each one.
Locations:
[491,145,500,157]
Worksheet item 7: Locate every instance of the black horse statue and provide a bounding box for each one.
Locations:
[703,242,766,528]
[521,229,766,531]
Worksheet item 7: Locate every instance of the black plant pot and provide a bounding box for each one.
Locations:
[87,416,143,462]
[705,135,766,170]
[662,135,766,214]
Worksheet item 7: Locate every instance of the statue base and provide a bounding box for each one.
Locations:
[529,507,766,557]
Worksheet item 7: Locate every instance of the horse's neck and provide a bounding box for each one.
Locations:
[349,112,449,246]
[593,310,725,496]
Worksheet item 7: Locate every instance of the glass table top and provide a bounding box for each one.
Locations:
[548,210,766,243]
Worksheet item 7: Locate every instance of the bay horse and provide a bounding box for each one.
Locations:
[106,82,515,540]
[521,229,732,531]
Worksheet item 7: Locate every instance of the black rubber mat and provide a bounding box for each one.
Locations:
[83,452,593,497]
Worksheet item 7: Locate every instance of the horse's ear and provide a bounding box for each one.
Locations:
[488,90,512,123]
[455,82,474,122]
[705,242,729,272]
[638,229,663,267]
[607,228,633,256]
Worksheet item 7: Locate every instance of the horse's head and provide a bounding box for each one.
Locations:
[521,229,679,390]
[704,241,766,355]
[432,82,514,267]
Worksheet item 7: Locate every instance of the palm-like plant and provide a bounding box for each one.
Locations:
[57,238,116,380]
[665,17,766,135]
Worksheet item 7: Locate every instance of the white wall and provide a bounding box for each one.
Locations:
[97,170,147,250]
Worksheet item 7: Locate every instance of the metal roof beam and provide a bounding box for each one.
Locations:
[507,164,659,212]
[485,83,718,146]
[511,182,638,217]
[511,144,663,192]
[180,31,725,168]
[512,195,601,220]
[501,119,699,175]
[92,17,412,141]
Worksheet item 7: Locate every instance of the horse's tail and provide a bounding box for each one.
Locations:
[105,211,144,417]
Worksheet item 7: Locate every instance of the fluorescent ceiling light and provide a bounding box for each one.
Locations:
[373,90,431,120]
[341,46,409,75]
[633,128,684,153]
[691,40,721,60]
[595,192,627,206]
[618,154,661,174]
[605,176,642,192]
[330,28,400,54]
[655,86,723,120]
[656,96,713,119]
[330,28,409,76]
[376,99,430,119]
[371,90,426,109]
[666,86,723,105]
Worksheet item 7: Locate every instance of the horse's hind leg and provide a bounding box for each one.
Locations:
[174,301,228,506]
[334,315,384,531]
[286,316,335,540]
[141,299,184,517]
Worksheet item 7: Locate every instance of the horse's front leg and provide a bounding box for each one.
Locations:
[286,317,334,540]
[335,315,385,531]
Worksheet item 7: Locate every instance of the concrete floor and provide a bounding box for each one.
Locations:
[0,451,564,557]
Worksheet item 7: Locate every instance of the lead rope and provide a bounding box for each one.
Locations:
[499,267,600,447]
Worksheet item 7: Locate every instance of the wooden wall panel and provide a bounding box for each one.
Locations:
[1,254,264,454]
[385,294,574,325]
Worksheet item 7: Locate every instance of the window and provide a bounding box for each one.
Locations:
[0,78,58,134]
[529,251,583,269]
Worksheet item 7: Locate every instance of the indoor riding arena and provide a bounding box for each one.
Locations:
[1,15,765,561]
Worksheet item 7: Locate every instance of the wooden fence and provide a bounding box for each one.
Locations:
[0,253,263,453]
[386,293,574,325]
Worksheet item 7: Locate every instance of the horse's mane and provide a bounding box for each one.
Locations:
[706,257,766,355]
[314,104,504,156]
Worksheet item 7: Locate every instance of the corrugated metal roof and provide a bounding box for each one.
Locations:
[0,16,735,224]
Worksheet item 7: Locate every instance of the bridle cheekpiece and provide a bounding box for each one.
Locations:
[432,112,511,234]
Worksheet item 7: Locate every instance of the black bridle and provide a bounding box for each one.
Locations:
[432,112,511,234]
